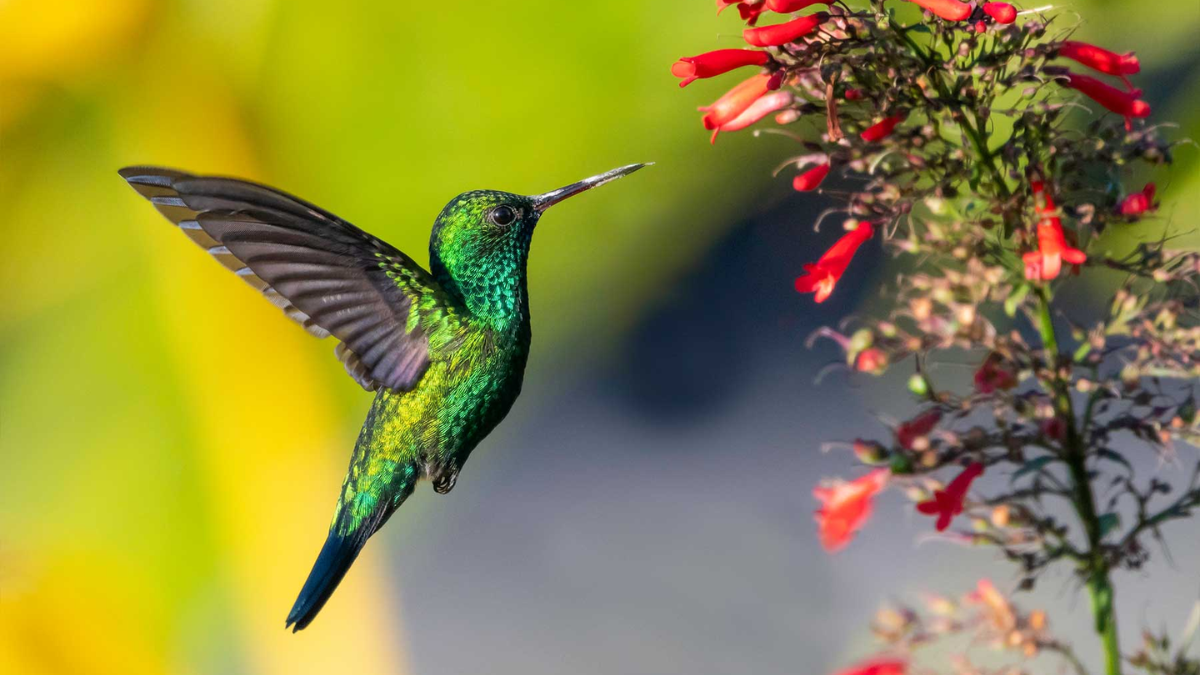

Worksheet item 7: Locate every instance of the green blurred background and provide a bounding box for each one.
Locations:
[1,1,1198,674]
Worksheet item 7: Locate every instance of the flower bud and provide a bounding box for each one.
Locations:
[855,348,889,374]
[983,2,1017,23]
[908,374,930,396]
[793,162,831,191]
[861,115,904,142]
[1116,183,1156,216]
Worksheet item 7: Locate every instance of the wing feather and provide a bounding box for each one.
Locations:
[119,165,461,392]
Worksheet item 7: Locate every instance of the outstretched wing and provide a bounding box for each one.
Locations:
[119,166,459,393]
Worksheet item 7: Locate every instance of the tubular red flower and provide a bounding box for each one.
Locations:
[700,72,772,131]
[1058,40,1140,77]
[1022,180,1086,281]
[813,469,889,552]
[793,162,830,191]
[844,88,864,101]
[831,658,908,675]
[672,49,770,88]
[974,354,1018,393]
[743,12,829,47]
[709,90,793,143]
[795,221,874,302]
[917,462,984,531]
[765,0,827,13]
[739,2,769,25]
[860,115,903,142]
[907,0,971,22]
[896,410,941,450]
[1061,72,1151,121]
[983,2,1017,23]
[1117,183,1157,216]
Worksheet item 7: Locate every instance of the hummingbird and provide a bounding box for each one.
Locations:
[119,162,648,631]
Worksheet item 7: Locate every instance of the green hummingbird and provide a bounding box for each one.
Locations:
[119,162,648,631]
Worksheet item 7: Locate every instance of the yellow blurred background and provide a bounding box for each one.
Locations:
[1,1,1198,674]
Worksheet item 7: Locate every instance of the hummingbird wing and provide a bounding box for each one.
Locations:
[119,166,462,393]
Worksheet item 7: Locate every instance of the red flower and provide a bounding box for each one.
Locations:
[715,0,771,24]
[855,347,888,374]
[1061,72,1150,124]
[974,354,1018,393]
[795,221,875,302]
[740,2,770,25]
[700,72,772,132]
[1022,180,1086,281]
[793,162,831,191]
[831,658,908,675]
[896,410,941,450]
[982,2,1017,23]
[765,0,827,13]
[709,90,794,143]
[844,88,864,101]
[743,12,829,47]
[672,49,770,88]
[813,469,889,552]
[860,115,904,142]
[1117,183,1157,216]
[1058,41,1140,78]
[1041,417,1067,441]
[907,0,971,21]
[916,462,984,531]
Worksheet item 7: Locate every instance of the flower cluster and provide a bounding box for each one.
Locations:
[674,1,1195,674]
[865,579,1086,670]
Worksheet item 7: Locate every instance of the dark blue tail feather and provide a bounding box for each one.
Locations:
[286,529,369,632]
[286,463,416,632]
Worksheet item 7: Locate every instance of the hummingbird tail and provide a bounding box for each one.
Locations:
[285,526,372,632]
[286,473,416,632]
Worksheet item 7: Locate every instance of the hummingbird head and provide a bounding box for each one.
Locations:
[429,163,649,327]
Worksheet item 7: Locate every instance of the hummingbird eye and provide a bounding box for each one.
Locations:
[488,205,517,227]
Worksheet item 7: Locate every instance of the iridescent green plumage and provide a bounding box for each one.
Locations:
[119,163,646,631]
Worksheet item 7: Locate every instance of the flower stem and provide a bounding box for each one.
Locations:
[1035,289,1123,675]
[895,25,1011,199]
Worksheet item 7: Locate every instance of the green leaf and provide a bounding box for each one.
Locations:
[1098,512,1121,538]
[1095,448,1134,475]
[1011,455,1058,483]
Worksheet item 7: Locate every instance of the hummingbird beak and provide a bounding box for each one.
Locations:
[531,163,651,214]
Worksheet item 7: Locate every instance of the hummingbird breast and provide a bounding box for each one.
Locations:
[356,320,531,493]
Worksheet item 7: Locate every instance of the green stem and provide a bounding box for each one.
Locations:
[1035,289,1123,675]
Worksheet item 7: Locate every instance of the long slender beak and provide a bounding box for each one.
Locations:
[532,163,652,213]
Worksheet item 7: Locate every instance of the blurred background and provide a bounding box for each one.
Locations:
[2,1,1199,673]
